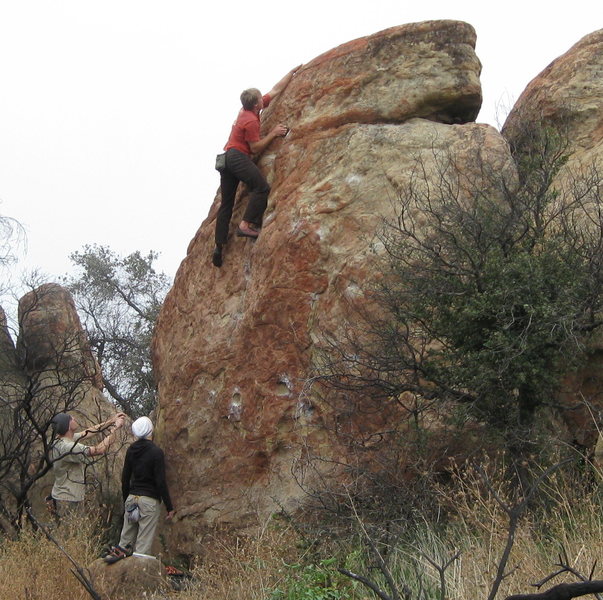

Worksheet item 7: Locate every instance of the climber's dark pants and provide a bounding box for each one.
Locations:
[215,149,271,245]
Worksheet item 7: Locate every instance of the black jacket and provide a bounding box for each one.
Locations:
[121,439,173,511]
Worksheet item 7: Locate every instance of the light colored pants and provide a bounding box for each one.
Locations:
[118,494,160,555]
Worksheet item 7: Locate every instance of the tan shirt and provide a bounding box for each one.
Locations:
[50,433,91,502]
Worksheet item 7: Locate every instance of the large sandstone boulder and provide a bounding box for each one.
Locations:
[153,21,603,555]
[502,29,603,450]
[152,20,498,552]
[17,283,102,386]
[503,29,603,163]
[262,19,482,138]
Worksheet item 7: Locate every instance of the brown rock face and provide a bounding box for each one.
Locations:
[263,19,482,137]
[503,29,603,159]
[17,283,102,387]
[153,20,497,551]
[155,22,603,553]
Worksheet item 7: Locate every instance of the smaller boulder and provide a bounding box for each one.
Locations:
[88,555,168,600]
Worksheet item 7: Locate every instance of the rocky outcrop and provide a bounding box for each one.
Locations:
[153,21,603,554]
[152,20,495,551]
[261,19,482,138]
[503,29,603,162]
[17,283,102,386]
[0,284,123,518]
[15,284,110,436]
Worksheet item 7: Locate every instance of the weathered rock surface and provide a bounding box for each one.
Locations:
[262,19,482,138]
[503,29,603,162]
[154,22,603,555]
[88,556,168,600]
[17,283,102,386]
[152,20,494,552]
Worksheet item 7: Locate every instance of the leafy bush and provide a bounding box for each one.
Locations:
[269,557,349,600]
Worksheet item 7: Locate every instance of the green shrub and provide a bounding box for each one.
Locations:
[269,557,349,600]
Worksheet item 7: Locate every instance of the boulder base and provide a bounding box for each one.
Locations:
[88,555,167,600]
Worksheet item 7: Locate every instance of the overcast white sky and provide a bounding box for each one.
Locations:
[0,1,600,299]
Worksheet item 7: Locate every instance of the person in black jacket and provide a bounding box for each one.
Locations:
[105,416,174,562]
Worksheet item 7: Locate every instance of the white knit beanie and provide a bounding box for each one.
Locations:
[131,416,153,439]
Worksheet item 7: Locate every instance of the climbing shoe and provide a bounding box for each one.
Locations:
[104,544,133,564]
[212,245,223,267]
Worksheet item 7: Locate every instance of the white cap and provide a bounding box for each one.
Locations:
[132,416,153,439]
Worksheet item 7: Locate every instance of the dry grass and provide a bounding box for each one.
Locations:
[164,476,602,600]
[1,465,601,600]
[152,519,358,600]
[155,518,327,600]
[382,458,603,600]
[0,511,103,600]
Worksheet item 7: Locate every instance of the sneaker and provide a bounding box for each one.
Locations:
[212,245,223,267]
[104,544,133,564]
[236,223,260,239]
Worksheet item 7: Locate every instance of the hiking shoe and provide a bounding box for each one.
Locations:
[212,245,223,267]
[104,544,133,564]
[236,224,259,239]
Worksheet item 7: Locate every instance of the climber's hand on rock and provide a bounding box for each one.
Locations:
[272,124,288,138]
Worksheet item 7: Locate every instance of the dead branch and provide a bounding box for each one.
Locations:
[25,508,102,600]
[337,568,399,600]
[506,580,603,600]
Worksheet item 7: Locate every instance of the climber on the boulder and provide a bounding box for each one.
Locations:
[212,65,300,268]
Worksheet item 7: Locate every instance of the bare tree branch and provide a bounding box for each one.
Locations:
[506,581,603,600]
[25,507,102,600]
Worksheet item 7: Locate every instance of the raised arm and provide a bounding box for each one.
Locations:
[266,64,302,99]
[87,414,126,456]
[78,412,127,440]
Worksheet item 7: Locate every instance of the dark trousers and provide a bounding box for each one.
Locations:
[215,149,271,245]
